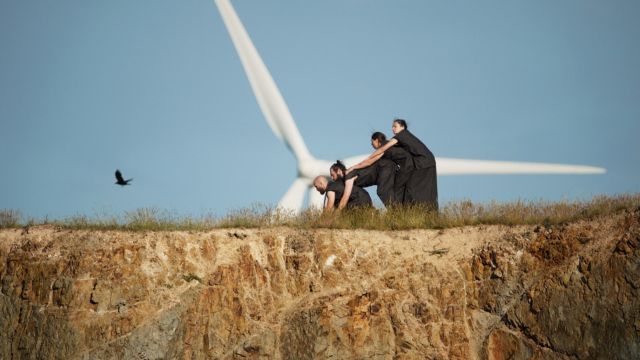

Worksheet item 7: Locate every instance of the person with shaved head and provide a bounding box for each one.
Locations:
[313,175,372,212]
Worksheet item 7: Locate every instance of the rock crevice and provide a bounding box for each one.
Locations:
[1,210,639,359]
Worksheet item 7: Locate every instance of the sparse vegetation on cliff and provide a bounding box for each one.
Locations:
[0,209,21,228]
[1,202,639,359]
[2,193,639,231]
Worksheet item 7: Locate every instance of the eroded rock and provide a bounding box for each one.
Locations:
[0,211,638,359]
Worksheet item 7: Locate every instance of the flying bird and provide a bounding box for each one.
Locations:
[115,169,133,186]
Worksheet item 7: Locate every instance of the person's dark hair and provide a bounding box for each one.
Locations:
[371,132,388,145]
[330,160,347,174]
[393,118,408,129]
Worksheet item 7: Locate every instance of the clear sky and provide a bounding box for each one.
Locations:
[1,0,639,219]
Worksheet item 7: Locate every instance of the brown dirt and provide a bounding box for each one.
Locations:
[1,209,639,359]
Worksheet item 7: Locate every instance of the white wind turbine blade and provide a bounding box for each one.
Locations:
[436,157,606,175]
[308,187,325,209]
[278,178,309,212]
[215,0,312,162]
[299,158,334,179]
[342,154,605,175]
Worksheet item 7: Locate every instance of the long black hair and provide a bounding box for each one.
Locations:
[330,160,347,174]
[393,118,408,129]
[371,131,388,145]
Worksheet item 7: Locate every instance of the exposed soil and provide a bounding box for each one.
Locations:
[1,208,639,359]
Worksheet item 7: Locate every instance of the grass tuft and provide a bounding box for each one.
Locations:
[0,209,22,228]
[1,193,638,231]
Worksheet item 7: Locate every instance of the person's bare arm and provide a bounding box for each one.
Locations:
[324,191,336,212]
[338,177,357,210]
[348,153,384,173]
[368,139,397,159]
[347,139,398,173]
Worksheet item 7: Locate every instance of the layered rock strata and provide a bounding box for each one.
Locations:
[1,209,638,359]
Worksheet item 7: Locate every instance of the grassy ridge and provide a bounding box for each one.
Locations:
[1,194,639,231]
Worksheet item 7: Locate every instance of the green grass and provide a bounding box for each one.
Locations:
[1,193,639,231]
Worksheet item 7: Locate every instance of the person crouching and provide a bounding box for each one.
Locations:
[312,175,372,212]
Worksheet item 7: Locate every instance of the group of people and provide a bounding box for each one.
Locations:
[313,118,438,211]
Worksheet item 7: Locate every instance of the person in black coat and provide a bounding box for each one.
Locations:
[339,132,415,207]
[349,119,438,210]
[312,176,372,212]
[329,158,395,207]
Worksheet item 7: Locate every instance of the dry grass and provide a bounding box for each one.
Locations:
[1,194,639,231]
[0,209,22,228]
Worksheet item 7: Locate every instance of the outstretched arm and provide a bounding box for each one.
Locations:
[347,139,398,173]
[338,177,357,210]
[324,191,336,213]
[368,139,397,159]
[348,139,398,173]
[348,153,384,173]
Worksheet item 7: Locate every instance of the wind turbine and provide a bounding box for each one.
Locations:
[213,0,606,212]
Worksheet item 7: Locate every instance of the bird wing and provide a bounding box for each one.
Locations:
[115,170,124,182]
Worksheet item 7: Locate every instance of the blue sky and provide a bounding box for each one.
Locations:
[1,0,639,219]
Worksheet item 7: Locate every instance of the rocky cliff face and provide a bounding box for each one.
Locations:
[1,209,639,359]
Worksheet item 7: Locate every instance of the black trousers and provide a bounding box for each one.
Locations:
[346,190,373,208]
[393,169,412,205]
[352,159,397,206]
[405,166,438,210]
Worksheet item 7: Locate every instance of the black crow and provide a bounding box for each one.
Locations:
[115,169,133,186]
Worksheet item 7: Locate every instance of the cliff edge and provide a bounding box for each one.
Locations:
[1,208,639,359]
